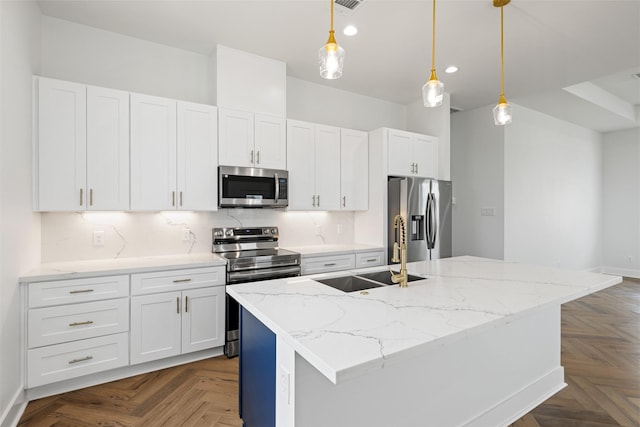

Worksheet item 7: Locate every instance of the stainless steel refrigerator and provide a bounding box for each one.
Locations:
[388,177,452,262]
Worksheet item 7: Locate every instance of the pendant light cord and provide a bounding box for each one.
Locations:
[431,0,437,73]
[500,3,505,98]
[330,0,335,33]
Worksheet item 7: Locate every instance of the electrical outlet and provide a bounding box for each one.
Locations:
[627,255,633,264]
[182,228,191,242]
[93,231,105,247]
[480,207,496,216]
[337,224,343,235]
[315,225,322,236]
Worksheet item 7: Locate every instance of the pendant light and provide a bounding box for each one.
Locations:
[319,0,345,80]
[422,0,444,107]
[492,0,512,125]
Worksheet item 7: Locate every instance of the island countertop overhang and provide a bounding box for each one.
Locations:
[226,256,622,384]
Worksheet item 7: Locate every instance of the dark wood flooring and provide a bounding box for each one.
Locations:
[19,279,639,426]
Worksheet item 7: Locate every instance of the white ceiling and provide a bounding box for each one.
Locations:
[36,0,640,132]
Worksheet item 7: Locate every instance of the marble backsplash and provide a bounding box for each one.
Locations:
[41,209,356,263]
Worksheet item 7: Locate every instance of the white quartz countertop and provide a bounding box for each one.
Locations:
[20,253,227,283]
[284,244,384,257]
[226,256,622,384]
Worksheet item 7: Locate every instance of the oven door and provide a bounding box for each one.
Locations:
[219,166,288,208]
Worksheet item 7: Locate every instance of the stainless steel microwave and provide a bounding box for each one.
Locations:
[218,166,289,208]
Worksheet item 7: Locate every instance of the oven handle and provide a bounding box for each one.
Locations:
[227,266,301,283]
[274,172,279,203]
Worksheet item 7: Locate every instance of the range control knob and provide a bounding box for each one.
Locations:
[225,230,233,237]
[213,230,223,237]
[263,228,271,235]
[271,228,277,235]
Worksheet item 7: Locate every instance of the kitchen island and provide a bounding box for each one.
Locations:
[226,256,621,427]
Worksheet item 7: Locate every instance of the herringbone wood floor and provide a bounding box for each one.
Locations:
[19,279,639,426]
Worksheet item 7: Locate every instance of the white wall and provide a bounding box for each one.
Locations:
[0,1,41,425]
[286,76,406,131]
[450,105,505,260]
[602,128,640,278]
[406,93,451,181]
[41,16,214,104]
[504,106,603,271]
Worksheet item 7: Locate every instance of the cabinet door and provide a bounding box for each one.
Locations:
[182,287,225,354]
[130,292,182,364]
[37,77,86,211]
[130,93,177,210]
[177,102,218,211]
[387,129,414,176]
[340,128,368,210]
[286,120,316,210]
[86,86,130,210]
[413,134,439,178]
[315,124,341,210]
[254,114,286,170]
[218,108,254,167]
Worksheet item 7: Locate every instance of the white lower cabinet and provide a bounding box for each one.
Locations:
[27,333,129,388]
[130,268,225,365]
[301,253,356,275]
[25,275,131,388]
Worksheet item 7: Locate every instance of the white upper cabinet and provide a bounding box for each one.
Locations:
[131,95,218,211]
[287,120,346,211]
[340,128,368,211]
[315,124,341,211]
[387,129,438,178]
[86,86,130,210]
[35,77,129,211]
[254,114,286,170]
[130,93,177,211]
[218,108,286,169]
[177,102,218,211]
[286,120,316,210]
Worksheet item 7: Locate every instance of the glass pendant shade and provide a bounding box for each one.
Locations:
[493,97,513,125]
[319,36,345,80]
[422,73,444,107]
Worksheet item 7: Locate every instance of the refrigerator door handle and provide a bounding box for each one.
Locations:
[427,193,437,249]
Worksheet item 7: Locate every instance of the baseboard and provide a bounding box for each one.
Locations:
[600,266,640,279]
[0,387,26,427]
[463,367,566,427]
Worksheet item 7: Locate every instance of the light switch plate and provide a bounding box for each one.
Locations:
[93,231,105,247]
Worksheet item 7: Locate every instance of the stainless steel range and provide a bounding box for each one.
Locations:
[213,226,300,357]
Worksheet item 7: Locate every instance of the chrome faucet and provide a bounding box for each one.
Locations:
[390,214,408,287]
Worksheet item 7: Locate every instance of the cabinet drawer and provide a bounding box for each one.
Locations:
[356,251,385,268]
[27,332,129,388]
[131,267,225,296]
[28,275,129,308]
[302,254,355,275]
[29,298,129,348]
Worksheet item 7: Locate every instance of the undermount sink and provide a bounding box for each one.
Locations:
[356,271,426,286]
[316,271,426,293]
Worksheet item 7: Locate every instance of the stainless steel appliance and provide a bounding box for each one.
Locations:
[219,166,288,208]
[213,226,300,357]
[388,177,452,262]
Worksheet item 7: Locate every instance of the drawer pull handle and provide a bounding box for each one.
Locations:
[69,320,94,327]
[173,278,192,283]
[366,258,377,262]
[324,263,336,267]
[69,289,94,294]
[68,356,93,365]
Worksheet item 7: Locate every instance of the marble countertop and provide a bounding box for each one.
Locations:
[284,244,384,257]
[20,253,227,283]
[226,256,622,384]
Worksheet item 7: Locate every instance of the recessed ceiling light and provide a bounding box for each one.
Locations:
[343,25,358,36]
[445,66,458,74]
